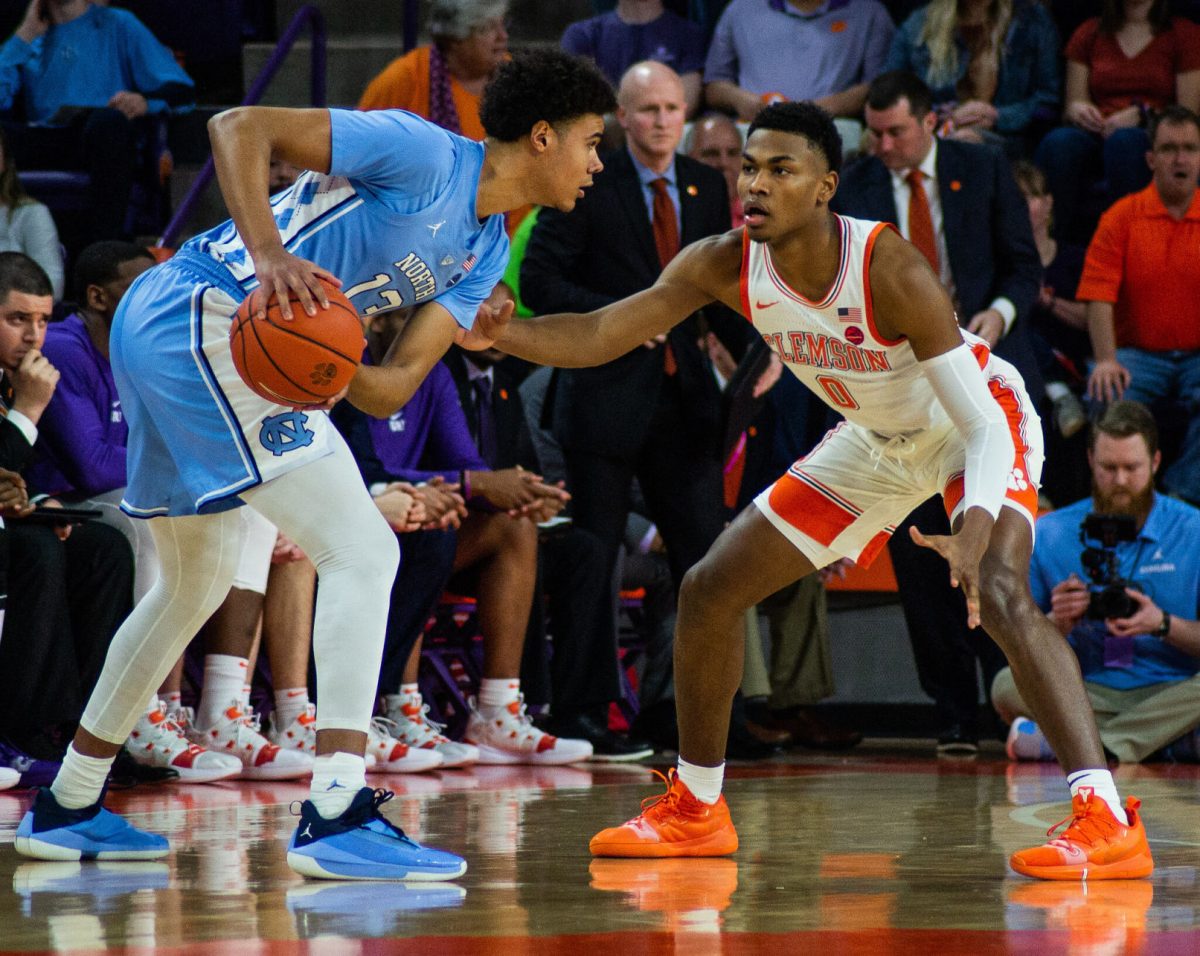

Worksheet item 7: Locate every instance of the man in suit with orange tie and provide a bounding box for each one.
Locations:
[832,70,1043,754]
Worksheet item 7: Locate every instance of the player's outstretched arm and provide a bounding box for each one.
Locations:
[347,302,462,418]
[870,230,1013,627]
[209,106,341,319]
[471,237,738,368]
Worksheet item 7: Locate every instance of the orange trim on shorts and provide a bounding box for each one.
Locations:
[942,374,1038,522]
[768,469,859,550]
[739,229,753,322]
[857,528,894,569]
[863,222,905,347]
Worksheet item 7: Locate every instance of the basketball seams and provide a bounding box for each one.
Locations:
[261,302,362,365]
[245,315,328,401]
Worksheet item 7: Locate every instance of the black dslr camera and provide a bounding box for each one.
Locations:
[1079,514,1139,620]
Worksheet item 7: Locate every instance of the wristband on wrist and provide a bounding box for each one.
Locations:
[1153,610,1171,638]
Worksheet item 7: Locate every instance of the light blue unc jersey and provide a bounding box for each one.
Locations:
[186,109,510,329]
[112,110,509,518]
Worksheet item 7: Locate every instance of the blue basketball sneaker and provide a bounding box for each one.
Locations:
[15,789,169,861]
[286,787,467,881]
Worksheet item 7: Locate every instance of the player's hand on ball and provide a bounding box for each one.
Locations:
[250,249,341,320]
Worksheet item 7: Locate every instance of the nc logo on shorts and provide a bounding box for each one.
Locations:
[259,411,315,457]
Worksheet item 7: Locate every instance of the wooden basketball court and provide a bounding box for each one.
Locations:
[2,747,1197,953]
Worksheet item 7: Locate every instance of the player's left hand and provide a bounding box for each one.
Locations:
[909,523,988,628]
[1106,588,1160,637]
[966,308,1004,347]
[458,298,514,350]
[108,90,148,119]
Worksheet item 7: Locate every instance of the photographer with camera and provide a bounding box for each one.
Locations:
[992,401,1200,764]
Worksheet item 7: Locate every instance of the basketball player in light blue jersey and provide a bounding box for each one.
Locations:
[16,50,614,881]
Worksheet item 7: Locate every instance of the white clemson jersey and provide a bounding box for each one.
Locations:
[739,215,1020,437]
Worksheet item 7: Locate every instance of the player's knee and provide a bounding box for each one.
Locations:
[679,559,732,623]
[978,559,1035,637]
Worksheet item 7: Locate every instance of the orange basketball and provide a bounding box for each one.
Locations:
[229,280,365,406]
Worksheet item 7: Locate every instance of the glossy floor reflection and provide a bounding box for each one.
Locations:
[0,748,1198,953]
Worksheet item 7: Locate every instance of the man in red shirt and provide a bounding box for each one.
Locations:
[1078,105,1200,505]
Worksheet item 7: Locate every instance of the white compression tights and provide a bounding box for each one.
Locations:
[81,437,399,744]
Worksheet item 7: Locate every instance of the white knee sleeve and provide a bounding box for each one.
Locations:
[243,435,398,733]
[232,507,276,595]
[81,510,243,743]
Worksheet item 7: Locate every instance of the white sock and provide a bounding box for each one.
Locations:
[274,687,310,729]
[197,655,249,729]
[399,682,420,702]
[677,757,724,805]
[161,691,183,714]
[146,693,161,714]
[1067,768,1128,825]
[309,751,367,819]
[51,745,115,810]
[240,683,252,711]
[479,678,520,712]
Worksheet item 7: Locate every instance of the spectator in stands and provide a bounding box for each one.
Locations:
[1013,160,1090,441]
[1078,105,1200,508]
[336,309,597,766]
[359,0,509,140]
[686,112,745,226]
[703,0,895,121]
[993,400,1200,764]
[835,70,1043,754]
[0,251,134,764]
[1035,0,1200,243]
[0,0,194,245]
[562,0,706,117]
[0,126,62,299]
[884,0,1061,154]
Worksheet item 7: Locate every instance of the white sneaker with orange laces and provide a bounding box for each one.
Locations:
[365,718,443,773]
[464,696,592,765]
[382,694,479,769]
[267,703,317,757]
[185,704,314,781]
[126,704,241,784]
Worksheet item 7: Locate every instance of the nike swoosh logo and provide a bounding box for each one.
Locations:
[286,690,307,698]
[756,300,779,309]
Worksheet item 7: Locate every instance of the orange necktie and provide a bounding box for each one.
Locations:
[651,178,680,374]
[906,168,940,275]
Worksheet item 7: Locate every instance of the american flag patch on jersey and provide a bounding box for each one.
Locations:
[837,307,862,323]
[462,254,477,273]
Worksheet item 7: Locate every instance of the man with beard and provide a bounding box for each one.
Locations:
[993,400,1200,764]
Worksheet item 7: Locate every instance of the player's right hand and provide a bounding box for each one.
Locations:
[250,249,340,320]
[1087,358,1130,403]
[909,523,987,629]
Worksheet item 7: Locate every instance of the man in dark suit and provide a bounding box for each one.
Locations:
[442,342,651,759]
[832,71,1044,753]
[521,60,745,594]
[0,253,133,758]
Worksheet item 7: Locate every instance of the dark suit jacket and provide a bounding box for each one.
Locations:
[520,149,743,458]
[442,350,538,473]
[0,376,36,473]
[831,139,1045,405]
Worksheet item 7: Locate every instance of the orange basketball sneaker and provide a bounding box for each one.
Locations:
[1009,791,1153,881]
[589,770,739,858]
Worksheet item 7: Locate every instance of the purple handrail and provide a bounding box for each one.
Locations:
[158,4,328,248]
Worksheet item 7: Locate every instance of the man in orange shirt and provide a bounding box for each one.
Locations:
[1079,105,1200,506]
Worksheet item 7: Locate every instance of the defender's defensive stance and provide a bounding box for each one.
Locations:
[465,102,1153,881]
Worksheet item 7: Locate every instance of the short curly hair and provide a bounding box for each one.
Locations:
[480,49,615,143]
[747,101,843,174]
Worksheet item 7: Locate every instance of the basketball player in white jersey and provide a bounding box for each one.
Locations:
[463,102,1154,881]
